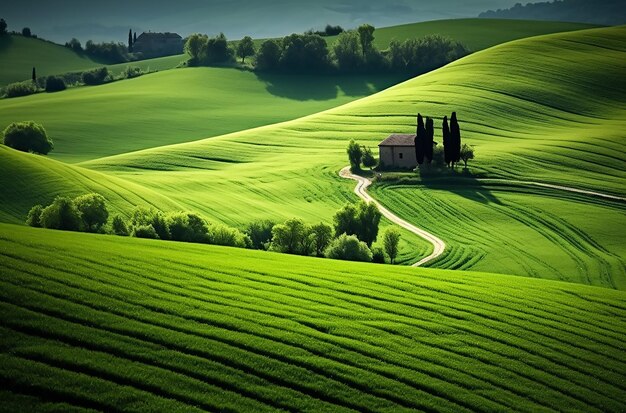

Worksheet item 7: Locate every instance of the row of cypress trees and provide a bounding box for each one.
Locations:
[414,112,462,167]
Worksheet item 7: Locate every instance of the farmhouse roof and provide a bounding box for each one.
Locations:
[136,32,182,40]
[378,134,416,146]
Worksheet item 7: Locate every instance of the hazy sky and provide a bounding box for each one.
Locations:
[2,0,518,43]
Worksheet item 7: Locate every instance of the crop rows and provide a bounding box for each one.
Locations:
[0,225,625,411]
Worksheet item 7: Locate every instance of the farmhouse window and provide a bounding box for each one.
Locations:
[399,153,403,159]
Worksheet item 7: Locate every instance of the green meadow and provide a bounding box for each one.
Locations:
[1,224,625,412]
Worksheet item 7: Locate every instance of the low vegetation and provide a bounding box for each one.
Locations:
[2,121,53,155]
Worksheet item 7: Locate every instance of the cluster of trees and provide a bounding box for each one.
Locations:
[63,38,130,64]
[305,25,345,37]
[184,24,468,75]
[416,112,474,169]
[0,18,34,38]
[25,194,404,265]
[2,121,53,155]
[0,19,6,36]
[347,140,377,171]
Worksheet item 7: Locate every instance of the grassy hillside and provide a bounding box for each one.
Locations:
[330,18,600,51]
[0,146,180,224]
[0,68,402,162]
[76,26,626,285]
[1,224,625,412]
[0,34,187,87]
[0,35,101,86]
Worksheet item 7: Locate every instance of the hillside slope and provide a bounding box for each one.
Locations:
[79,26,626,286]
[0,224,625,412]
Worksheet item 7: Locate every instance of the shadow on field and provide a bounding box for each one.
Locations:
[420,170,502,205]
[254,72,403,101]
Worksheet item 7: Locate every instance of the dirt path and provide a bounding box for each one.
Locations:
[339,167,446,267]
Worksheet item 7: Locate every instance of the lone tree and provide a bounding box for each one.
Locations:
[311,222,333,257]
[414,113,426,165]
[442,115,452,167]
[383,227,401,264]
[362,146,377,170]
[31,67,36,83]
[236,36,256,63]
[346,139,363,171]
[0,19,7,35]
[425,117,434,164]
[3,121,53,155]
[22,27,31,37]
[357,24,375,58]
[460,143,475,168]
[450,112,462,167]
[128,29,133,52]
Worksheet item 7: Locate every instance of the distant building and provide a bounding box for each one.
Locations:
[133,32,183,57]
[378,134,418,169]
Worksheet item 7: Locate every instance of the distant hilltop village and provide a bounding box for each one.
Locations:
[129,31,183,58]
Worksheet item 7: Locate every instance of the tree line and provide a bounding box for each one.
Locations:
[185,24,469,75]
[25,194,404,265]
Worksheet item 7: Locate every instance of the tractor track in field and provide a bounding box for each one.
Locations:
[340,167,446,267]
[340,166,626,268]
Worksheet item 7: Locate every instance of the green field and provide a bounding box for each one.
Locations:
[1,224,625,412]
[0,68,402,162]
[1,26,624,284]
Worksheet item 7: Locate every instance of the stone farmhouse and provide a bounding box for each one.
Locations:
[378,134,419,169]
[133,32,184,57]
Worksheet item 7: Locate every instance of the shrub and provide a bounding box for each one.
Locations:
[371,247,386,264]
[346,139,362,171]
[270,218,308,255]
[45,76,67,92]
[245,219,275,250]
[207,223,249,248]
[325,234,372,262]
[383,227,401,264]
[166,212,209,243]
[82,67,110,85]
[133,224,159,239]
[362,146,377,169]
[74,193,108,233]
[129,206,170,240]
[123,66,143,79]
[3,121,53,154]
[4,81,38,98]
[26,204,44,227]
[111,214,129,236]
[40,196,82,231]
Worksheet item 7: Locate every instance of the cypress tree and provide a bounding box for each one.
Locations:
[442,115,452,167]
[31,67,36,83]
[128,29,133,52]
[134,32,137,43]
[451,112,461,166]
[414,113,426,165]
[425,117,434,163]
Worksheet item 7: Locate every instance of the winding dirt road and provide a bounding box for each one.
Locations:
[339,167,446,267]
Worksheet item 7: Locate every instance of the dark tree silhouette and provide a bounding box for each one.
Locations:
[31,67,36,83]
[425,117,434,163]
[414,113,426,165]
[133,32,137,43]
[0,19,7,35]
[128,29,133,52]
[22,27,31,37]
[450,112,461,166]
[442,115,452,167]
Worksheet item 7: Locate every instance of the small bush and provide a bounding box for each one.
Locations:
[3,121,53,154]
[324,234,373,262]
[123,66,144,79]
[207,223,249,248]
[45,76,66,92]
[26,204,44,227]
[40,196,82,231]
[133,224,159,239]
[4,81,38,98]
[82,67,110,85]
[371,247,386,264]
[166,212,209,243]
[245,220,275,250]
[111,214,129,236]
[74,193,108,233]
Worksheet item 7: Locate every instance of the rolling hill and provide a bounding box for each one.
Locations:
[0,224,625,412]
[66,26,624,286]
